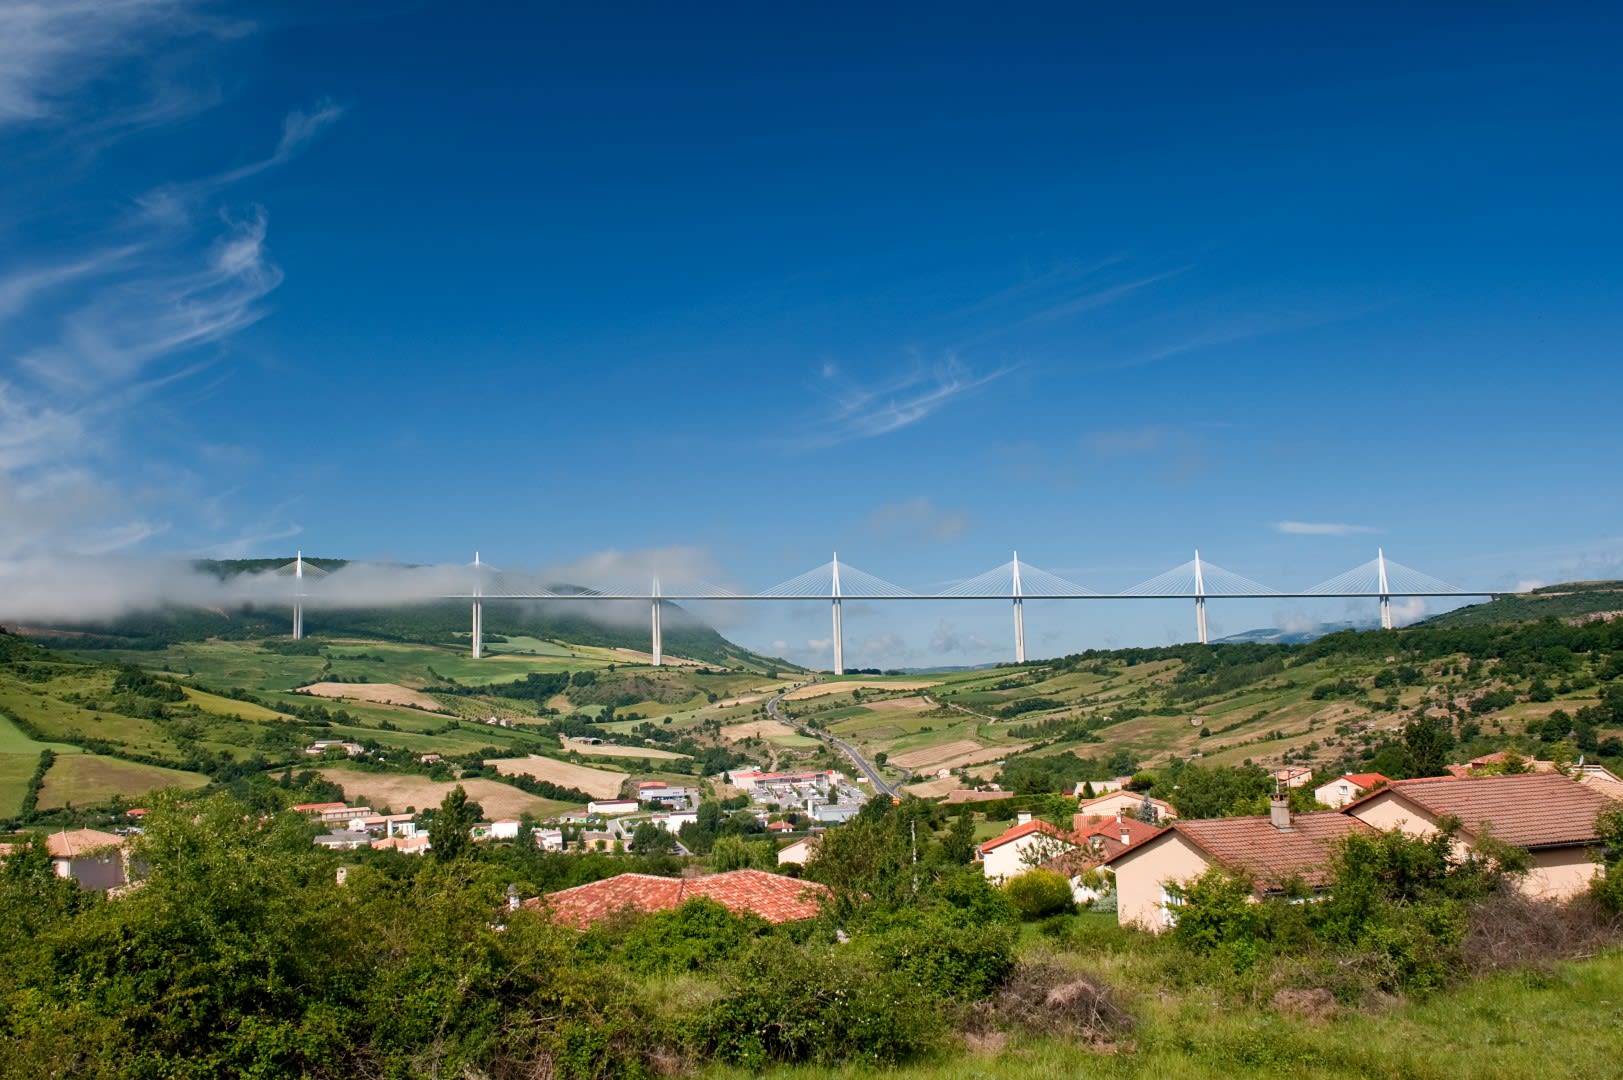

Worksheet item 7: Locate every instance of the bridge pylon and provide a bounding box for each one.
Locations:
[1011,551,1026,664]
[831,553,844,676]
[471,552,484,659]
[651,576,663,666]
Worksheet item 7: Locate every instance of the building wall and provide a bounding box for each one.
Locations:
[1112,832,1213,932]
[1080,792,1157,819]
[1346,791,1442,836]
[1314,780,1366,809]
[1523,846,1602,901]
[57,853,126,891]
[981,833,1072,884]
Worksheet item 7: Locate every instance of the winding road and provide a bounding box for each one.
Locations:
[766,688,907,799]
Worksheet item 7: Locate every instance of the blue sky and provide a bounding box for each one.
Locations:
[2,1,1621,668]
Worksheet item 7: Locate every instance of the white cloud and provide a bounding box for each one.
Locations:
[1271,521,1380,537]
[864,496,969,543]
[1390,597,1429,627]
[807,358,1009,445]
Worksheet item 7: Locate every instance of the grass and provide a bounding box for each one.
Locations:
[35,753,208,810]
[702,949,1623,1080]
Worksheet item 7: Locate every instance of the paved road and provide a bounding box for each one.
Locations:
[767,688,906,799]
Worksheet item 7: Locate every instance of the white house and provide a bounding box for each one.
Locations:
[587,799,640,816]
[978,813,1079,884]
[1312,772,1391,809]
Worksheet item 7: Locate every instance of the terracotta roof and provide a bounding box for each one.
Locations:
[44,829,125,859]
[531,869,831,929]
[1109,812,1373,890]
[1073,814,1162,847]
[978,819,1076,856]
[1349,773,1617,849]
[1339,773,1391,789]
[292,802,347,813]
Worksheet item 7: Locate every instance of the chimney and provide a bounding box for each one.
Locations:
[1120,826,1132,845]
[1016,811,1032,826]
[1269,795,1294,831]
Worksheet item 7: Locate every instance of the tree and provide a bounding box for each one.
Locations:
[1402,715,1453,778]
[428,785,481,862]
[632,821,675,854]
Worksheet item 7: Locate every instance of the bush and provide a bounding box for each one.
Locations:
[864,909,1017,1002]
[618,899,764,975]
[694,941,939,1069]
[1003,869,1075,919]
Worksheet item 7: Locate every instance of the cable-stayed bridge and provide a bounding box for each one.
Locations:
[276,548,1496,674]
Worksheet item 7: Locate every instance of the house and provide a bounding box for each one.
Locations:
[1342,772,1618,901]
[978,813,1080,884]
[1072,812,1163,854]
[528,868,832,928]
[473,819,522,841]
[766,820,796,833]
[370,834,431,855]
[292,801,348,815]
[1313,772,1392,810]
[22,829,129,891]
[1106,801,1373,931]
[777,836,819,866]
[1077,790,1177,824]
[534,828,565,852]
[313,830,373,852]
[305,740,365,757]
[587,799,640,816]
[1274,766,1314,789]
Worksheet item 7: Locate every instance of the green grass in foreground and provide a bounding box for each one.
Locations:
[706,950,1623,1080]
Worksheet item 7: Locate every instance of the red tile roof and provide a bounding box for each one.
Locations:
[1073,814,1162,847]
[1340,773,1391,789]
[1109,812,1373,890]
[1349,772,1617,849]
[978,819,1076,856]
[531,869,831,929]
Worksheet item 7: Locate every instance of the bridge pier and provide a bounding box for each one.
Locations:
[1011,551,1027,663]
[1193,550,1209,645]
[471,552,484,658]
[292,550,304,640]
[831,598,844,675]
[651,577,663,666]
[1377,549,1393,630]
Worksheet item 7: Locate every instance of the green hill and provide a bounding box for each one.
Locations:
[1422,580,1623,628]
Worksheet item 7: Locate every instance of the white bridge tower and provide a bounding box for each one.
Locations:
[1011,551,1027,664]
[831,553,844,676]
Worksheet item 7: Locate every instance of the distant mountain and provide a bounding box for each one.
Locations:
[24,559,799,672]
[1214,620,1372,645]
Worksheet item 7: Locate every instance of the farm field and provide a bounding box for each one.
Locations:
[783,679,939,701]
[36,754,207,810]
[316,768,576,819]
[558,737,689,760]
[482,755,630,799]
[296,681,447,712]
[720,719,817,747]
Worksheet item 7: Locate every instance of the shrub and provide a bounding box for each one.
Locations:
[864,909,1017,1002]
[618,899,764,975]
[1003,869,1075,919]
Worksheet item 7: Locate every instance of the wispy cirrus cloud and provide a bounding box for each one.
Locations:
[0,0,243,129]
[806,358,1010,446]
[1271,520,1380,536]
[0,1,336,559]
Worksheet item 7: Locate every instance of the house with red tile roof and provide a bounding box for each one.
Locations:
[529,869,831,929]
[1106,802,1372,931]
[1076,790,1177,824]
[1342,772,1617,900]
[1313,772,1392,809]
[978,814,1080,885]
[1108,772,1621,931]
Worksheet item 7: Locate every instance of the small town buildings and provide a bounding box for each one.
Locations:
[370,835,431,855]
[313,830,373,852]
[1107,804,1372,932]
[474,819,522,841]
[529,868,832,928]
[1343,772,1617,901]
[305,740,365,757]
[1313,772,1392,809]
[1107,772,1621,931]
[1273,766,1314,789]
[1076,790,1177,824]
[587,799,640,816]
[534,828,565,852]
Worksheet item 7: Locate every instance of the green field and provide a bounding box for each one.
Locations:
[705,949,1623,1080]
[36,753,208,810]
